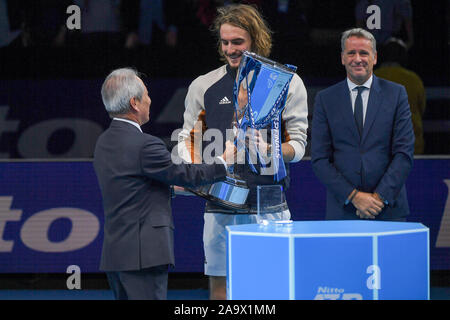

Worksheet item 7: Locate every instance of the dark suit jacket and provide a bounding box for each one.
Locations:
[311,75,415,220]
[93,120,226,271]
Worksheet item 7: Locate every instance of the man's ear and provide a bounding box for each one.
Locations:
[129,97,138,112]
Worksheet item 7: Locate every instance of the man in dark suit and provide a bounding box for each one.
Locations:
[311,28,415,221]
[93,68,233,300]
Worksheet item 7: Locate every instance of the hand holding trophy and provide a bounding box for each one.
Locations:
[187,51,297,212]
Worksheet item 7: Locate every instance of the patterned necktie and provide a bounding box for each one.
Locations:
[354,86,365,138]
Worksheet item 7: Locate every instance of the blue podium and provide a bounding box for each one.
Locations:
[226,221,429,300]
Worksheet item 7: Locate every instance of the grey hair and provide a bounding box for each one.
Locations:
[101,68,145,117]
[341,28,377,54]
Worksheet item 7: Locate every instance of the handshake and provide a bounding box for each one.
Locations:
[350,191,386,219]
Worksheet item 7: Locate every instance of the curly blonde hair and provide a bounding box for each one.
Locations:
[212,4,272,61]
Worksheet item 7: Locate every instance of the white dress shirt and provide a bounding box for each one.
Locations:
[347,75,373,125]
[113,117,143,133]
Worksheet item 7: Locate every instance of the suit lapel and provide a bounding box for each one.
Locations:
[361,75,382,144]
[337,81,360,142]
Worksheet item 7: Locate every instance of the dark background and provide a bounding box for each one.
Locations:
[0,0,448,82]
[0,0,449,292]
[0,0,448,156]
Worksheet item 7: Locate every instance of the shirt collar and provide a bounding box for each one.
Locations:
[347,74,373,91]
[113,117,142,133]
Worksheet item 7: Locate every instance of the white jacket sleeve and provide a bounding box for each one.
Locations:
[282,73,308,162]
[177,76,207,164]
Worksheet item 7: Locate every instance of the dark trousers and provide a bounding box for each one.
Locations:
[106,265,169,300]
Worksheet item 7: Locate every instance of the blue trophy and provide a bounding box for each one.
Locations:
[187,51,297,211]
[233,51,297,182]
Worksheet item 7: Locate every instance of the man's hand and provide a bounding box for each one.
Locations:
[246,129,271,160]
[352,191,384,219]
[372,192,384,203]
[237,81,248,112]
[222,140,237,165]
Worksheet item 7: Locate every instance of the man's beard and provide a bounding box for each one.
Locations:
[225,50,244,68]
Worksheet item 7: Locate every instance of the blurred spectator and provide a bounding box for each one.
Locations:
[72,0,122,49]
[195,0,262,29]
[0,0,22,47]
[447,1,450,48]
[121,0,180,49]
[307,0,353,47]
[20,0,72,47]
[195,0,220,28]
[191,0,264,58]
[356,0,414,50]
[1,0,70,47]
[260,0,311,57]
[374,38,426,154]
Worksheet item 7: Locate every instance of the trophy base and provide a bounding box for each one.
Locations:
[186,175,250,211]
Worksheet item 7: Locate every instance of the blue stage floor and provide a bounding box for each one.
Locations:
[0,288,449,300]
[0,289,206,300]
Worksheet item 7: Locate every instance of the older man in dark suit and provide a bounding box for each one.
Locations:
[93,68,234,300]
[311,28,415,221]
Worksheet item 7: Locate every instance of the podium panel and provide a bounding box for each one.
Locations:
[226,221,429,300]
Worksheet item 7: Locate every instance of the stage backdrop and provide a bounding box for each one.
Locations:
[1,79,448,158]
[0,158,449,273]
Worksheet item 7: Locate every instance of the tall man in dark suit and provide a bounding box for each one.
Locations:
[93,68,234,300]
[311,28,415,221]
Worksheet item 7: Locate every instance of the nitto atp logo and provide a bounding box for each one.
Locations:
[314,287,363,300]
[314,265,381,300]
